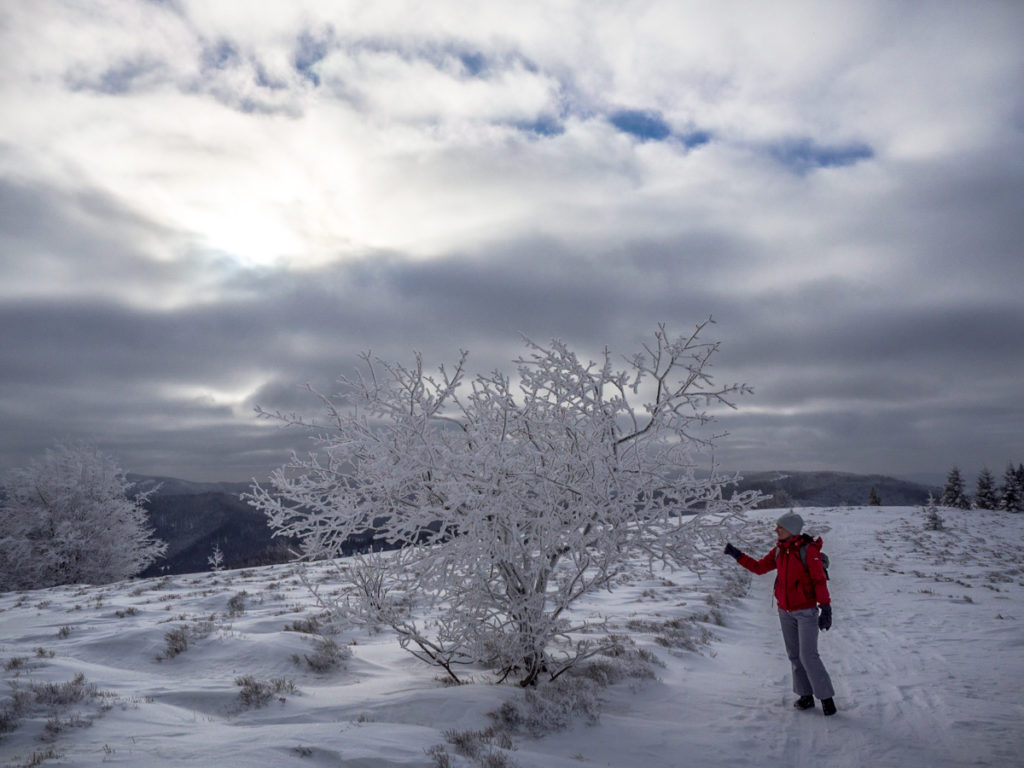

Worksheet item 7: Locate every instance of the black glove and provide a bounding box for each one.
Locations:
[818,604,832,631]
[724,542,743,561]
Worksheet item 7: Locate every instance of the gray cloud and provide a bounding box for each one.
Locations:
[1,1,1022,484]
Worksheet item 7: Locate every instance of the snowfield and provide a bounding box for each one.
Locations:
[1,506,1022,768]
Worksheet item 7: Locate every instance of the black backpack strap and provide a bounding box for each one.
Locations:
[797,535,829,580]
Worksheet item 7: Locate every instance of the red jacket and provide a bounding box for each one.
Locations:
[737,535,830,611]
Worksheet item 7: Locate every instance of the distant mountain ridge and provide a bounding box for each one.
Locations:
[127,474,252,497]
[128,470,939,576]
[732,470,938,509]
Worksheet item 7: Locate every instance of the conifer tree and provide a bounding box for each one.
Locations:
[1000,463,1023,513]
[940,466,971,509]
[868,487,881,506]
[974,467,999,510]
[923,494,945,531]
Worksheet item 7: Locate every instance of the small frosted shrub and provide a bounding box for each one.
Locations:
[227,591,248,616]
[234,676,296,709]
[626,616,717,651]
[20,747,60,766]
[441,728,519,768]
[29,672,96,707]
[293,636,351,673]
[1,692,31,737]
[479,752,518,768]
[426,745,452,768]
[161,627,189,659]
[492,677,600,736]
[284,616,321,634]
[158,621,214,661]
[444,728,485,759]
[42,712,90,741]
[575,653,657,686]
[2,672,101,740]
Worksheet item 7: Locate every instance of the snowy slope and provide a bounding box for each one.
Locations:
[1,506,1022,768]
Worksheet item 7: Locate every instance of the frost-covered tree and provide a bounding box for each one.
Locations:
[208,544,226,572]
[940,467,971,510]
[973,467,999,510]
[248,321,760,685]
[0,442,166,590]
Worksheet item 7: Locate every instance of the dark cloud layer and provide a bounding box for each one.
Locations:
[3,234,1022,482]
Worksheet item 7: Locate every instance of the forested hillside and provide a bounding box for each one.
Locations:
[735,471,936,508]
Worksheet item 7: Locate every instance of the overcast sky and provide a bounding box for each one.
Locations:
[2,1,1022,484]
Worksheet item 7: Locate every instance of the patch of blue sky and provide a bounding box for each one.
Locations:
[609,109,672,141]
[294,29,334,87]
[514,115,565,138]
[436,46,532,79]
[201,39,239,71]
[676,129,712,149]
[607,109,714,150]
[437,43,545,79]
[253,61,289,91]
[767,138,874,173]
[65,57,162,95]
[458,51,488,77]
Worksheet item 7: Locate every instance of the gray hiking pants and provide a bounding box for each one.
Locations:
[778,607,835,700]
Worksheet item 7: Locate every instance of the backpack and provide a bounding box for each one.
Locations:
[777,534,830,581]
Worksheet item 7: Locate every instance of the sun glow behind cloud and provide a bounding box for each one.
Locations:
[1,0,901,276]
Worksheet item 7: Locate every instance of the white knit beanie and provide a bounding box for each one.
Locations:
[776,511,804,536]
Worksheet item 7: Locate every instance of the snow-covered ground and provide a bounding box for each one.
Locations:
[1,506,1022,768]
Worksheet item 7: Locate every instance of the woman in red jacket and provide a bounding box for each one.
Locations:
[725,511,838,716]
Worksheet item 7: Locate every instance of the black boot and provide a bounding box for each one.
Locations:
[793,695,814,710]
[821,698,837,716]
